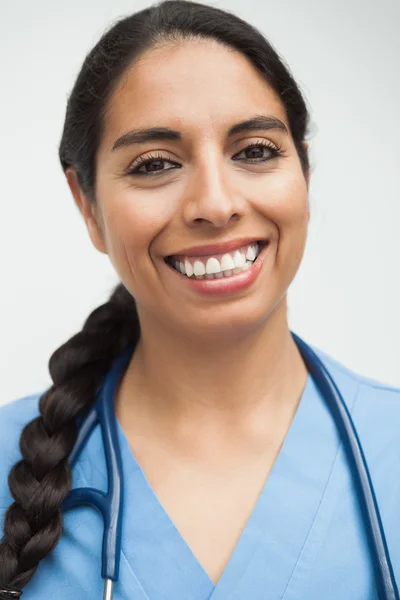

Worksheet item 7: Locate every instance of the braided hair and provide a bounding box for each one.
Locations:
[0,284,139,589]
[0,0,310,592]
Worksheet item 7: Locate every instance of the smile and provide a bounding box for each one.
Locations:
[166,241,267,280]
[164,240,270,297]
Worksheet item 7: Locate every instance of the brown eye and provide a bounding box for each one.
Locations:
[232,141,283,163]
[126,152,180,177]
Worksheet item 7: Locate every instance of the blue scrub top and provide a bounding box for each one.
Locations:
[0,341,399,599]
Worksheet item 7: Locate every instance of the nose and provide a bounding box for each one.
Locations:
[182,152,247,228]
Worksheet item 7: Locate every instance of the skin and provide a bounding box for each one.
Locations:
[66,38,311,583]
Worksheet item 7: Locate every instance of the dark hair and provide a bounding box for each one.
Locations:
[0,0,310,590]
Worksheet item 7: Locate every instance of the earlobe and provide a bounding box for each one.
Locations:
[65,168,108,255]
[86,211,108,255]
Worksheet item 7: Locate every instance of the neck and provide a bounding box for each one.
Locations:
[115,297,309,433]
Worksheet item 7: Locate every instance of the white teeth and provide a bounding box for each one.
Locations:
[171,242,262,279]
[174,260,183,273]
[233,250,246,268]
[184,259,193,277]
[206,257,221,274]
[246,245,256,261]
[193,260,206,276]
[220,253,236,271]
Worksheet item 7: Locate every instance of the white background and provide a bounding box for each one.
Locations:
[0,0,399,404]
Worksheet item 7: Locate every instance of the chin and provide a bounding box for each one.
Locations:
[174,295,281,341]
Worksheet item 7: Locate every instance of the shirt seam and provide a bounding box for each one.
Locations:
[317,355,400,394]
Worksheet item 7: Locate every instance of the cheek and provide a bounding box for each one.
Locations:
[100,192,175,284]
[255,171,309,276]
[255,170,308,227]
[104,191,174,247]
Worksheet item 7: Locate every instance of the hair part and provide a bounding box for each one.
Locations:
[0,0,310,590]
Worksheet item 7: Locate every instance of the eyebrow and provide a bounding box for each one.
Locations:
[111,114,288,151]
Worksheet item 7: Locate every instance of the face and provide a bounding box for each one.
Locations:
[67,39,310,341]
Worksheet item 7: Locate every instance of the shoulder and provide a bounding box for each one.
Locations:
[308,341,400,463]
[0,392,44,509]
[309,341,400,407]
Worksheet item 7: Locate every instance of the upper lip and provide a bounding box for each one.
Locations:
[167,236,268,258]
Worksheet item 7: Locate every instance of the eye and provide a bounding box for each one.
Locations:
[232,140,285,163]
[125,141,285,177]
[125,151,180,177]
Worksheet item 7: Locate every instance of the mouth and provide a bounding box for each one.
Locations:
[164,240,268,280]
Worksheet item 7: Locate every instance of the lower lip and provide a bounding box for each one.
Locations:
[166,242,269,296]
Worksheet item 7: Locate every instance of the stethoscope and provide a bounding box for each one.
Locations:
[2,333,398,600]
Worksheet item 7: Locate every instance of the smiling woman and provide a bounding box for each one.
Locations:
[0,1,399,599]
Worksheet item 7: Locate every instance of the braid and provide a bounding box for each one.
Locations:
[0,283,139,590]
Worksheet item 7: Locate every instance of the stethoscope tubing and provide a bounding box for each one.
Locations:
[60,334,398,600]
[292,333,399,600]
[63,350,130,594]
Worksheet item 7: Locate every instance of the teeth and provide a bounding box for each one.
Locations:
[246,245,256,261]
[193,261,253,279]
[175,260,182,273]
[233,250,246,268]
[171,242,261,279]
[220,254,236,271]
[184,259,193,277]
[206,257,221,274]
[193,260,206,276]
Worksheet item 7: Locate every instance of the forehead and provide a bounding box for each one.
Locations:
[101,40,288,151]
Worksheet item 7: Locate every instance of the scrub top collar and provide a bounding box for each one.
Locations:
[78,345,359,600]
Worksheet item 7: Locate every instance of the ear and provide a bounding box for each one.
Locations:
[66,168,108,255]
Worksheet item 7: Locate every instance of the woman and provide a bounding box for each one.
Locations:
[0,1,399,598]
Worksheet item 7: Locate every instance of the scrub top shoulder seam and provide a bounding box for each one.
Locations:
[312,347,400,395]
